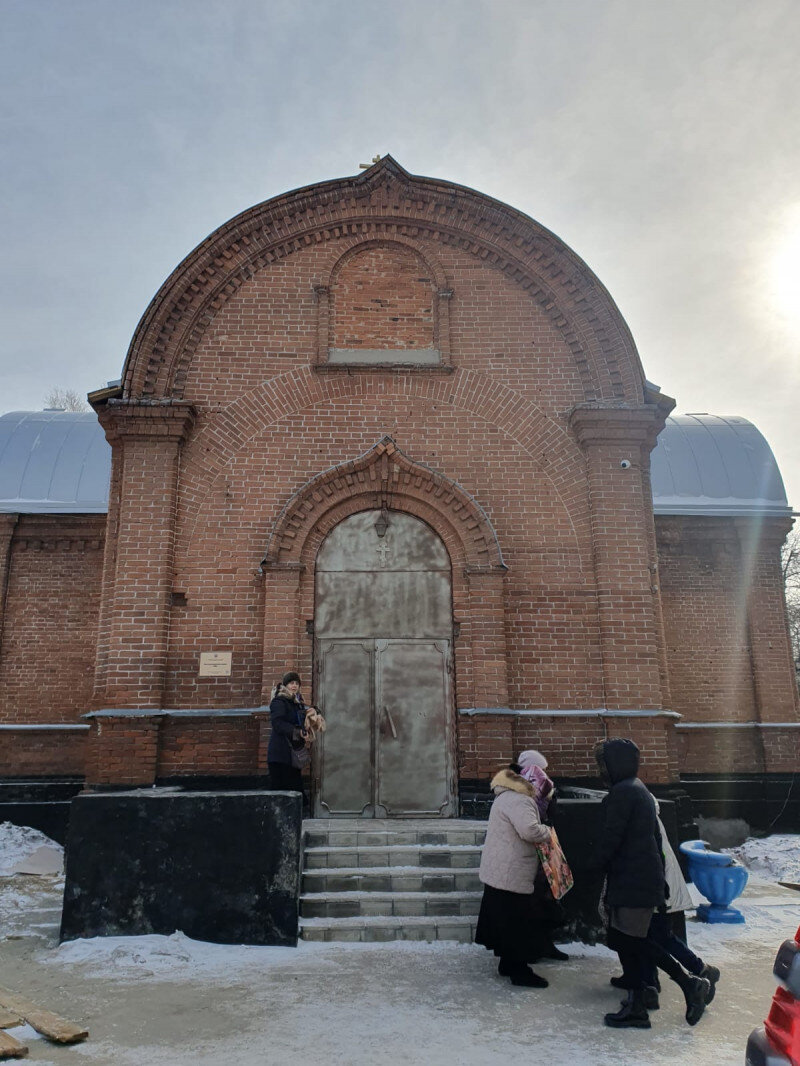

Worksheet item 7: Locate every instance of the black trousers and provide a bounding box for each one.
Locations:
[607,925,687,991]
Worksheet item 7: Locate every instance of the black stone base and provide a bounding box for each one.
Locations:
[679,773,800,831]
[0,779,83,845]
[60,789,302,946]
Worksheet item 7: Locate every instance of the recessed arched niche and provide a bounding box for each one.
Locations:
[314,239,452,367]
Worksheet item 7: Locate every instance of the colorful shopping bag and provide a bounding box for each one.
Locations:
[537,827,574,900]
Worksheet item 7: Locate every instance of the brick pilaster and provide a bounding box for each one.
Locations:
[260,564,304,704]
[84,714,162,787]
[569,404,670,711]
[93,402,196,708]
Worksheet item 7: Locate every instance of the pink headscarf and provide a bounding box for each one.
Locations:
[520,762,554,819]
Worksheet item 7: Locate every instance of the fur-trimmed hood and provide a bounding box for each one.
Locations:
[490,768,534,797]
[273,684,302,703]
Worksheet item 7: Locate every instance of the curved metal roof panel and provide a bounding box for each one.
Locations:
[0,411,111,513]
[651,414,791,517]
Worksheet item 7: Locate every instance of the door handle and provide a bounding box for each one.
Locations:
[383,705,398,739]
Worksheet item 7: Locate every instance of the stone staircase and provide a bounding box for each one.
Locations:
[299,819,486,943]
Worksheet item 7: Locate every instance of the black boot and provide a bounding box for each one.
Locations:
[508,963,549,988]
[679,975,711,1025]
[699,964,720,1004]
[541,942,570,961]
[643,985,660,1011]
[604,989,651,1029]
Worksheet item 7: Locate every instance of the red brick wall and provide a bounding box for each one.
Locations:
[0,516,104,725]
[157,716,259,777]
[459,712,677,784]
[0,727,87,777]
[82,713,263,786]
[677,727,763,774]
[657,516,758,723]
[331,243,435,350]
[657,515,798,729]
[164,394,594,712]
[677,726,800,775]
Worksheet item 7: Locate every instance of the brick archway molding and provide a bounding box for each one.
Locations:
[259,437,513,708]
[262,436,505,571]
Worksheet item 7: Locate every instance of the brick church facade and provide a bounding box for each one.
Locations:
[1,157,797,816]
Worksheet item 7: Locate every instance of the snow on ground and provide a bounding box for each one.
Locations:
[0,821,62,875]
[1,826,798,1066]
[46,893,790,984]
[725,834,800,885]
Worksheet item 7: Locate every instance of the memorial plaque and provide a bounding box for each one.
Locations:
[198,651,232,677]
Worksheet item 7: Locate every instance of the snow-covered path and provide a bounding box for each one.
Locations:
[0,824,797,1066]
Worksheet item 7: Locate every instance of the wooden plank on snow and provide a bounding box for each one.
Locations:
[0,989,87,1045]
[0,1011,22,1031]
[0,1029,28,1059]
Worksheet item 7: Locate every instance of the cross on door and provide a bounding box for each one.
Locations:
[375,543,391,567]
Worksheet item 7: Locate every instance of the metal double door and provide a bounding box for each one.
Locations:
[315,637,454,817]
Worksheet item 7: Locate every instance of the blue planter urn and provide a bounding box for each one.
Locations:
[679,839,749,924]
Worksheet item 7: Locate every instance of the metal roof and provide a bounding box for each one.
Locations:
[0,410,790,518]
[651,414,791,517]
[0,411,111,514]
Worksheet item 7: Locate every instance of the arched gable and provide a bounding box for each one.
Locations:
[122,156,645,404]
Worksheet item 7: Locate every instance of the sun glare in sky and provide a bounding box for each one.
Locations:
[768,204,800,335]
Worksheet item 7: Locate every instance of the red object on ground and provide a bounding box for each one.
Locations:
[766,988,800,1065]
[762,926,800,1066]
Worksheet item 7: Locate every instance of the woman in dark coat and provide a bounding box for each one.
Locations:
[268,671,310,794]
[595,738,710,1029]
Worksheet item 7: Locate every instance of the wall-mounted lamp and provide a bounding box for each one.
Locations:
[374,508,390,538]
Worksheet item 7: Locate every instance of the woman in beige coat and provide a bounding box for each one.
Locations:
[475,764,553,987]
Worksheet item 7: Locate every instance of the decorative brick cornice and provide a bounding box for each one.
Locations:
[262,436,505,571]
[14,536,104,552]
[120,156,646,406]
[568,402,671,452]
[734,515,795,547]
[9,515,106,552]
[96,400,197,445]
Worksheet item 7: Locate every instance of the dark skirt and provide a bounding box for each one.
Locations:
[475,883,551,963]
[268,762,304,794]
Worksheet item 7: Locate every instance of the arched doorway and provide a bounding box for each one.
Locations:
[313,509,456,817]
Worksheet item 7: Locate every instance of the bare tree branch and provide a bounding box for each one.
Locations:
[43,388,88,412]
[782,526,800,672]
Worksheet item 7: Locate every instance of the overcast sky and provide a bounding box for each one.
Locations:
[2,0,799,510]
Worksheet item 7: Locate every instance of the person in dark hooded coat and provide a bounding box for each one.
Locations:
[595,739,711,1029]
